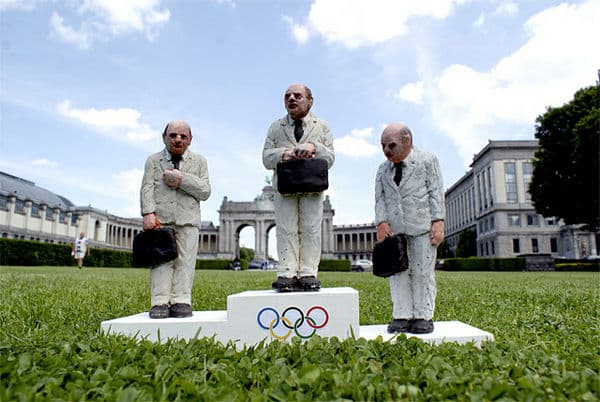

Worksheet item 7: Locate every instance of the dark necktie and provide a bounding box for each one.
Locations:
[394,162,404,186]
[171,154,182,170]
[294,119,304,142]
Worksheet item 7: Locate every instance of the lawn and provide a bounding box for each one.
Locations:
[0,267,598,401]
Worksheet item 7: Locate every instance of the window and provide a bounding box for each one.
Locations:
[545,217,558,226]
[491,240,495,255]
[508,213,521,226]
[550,238,558,253]
[31,203,40,217]
[0,196,7,209]
[482,170,488,209]
[71,213,78,225]
[59,211,67,223]
[45,208,54,221]
[14,199,25,214]
[490,216,495,229]
[504,162,517,203]
[487,166,494,206]
[522,162,533,202]
[477,175,483,211]
[527,214,539,226]
[531,238,539,253]
[513,238,520,253]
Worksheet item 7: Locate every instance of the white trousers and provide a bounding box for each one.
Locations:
[150,225,199,306]
[389,232,437,320]
[274,192,323,278]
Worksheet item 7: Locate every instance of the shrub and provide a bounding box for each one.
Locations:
[0,238,132,268]
[439,257,525,271]
[555,262,600,272]
[319,259,351,272]
[196,259,232,270]
[87,248,133,268]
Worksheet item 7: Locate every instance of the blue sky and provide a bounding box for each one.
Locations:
[1,0,598,252]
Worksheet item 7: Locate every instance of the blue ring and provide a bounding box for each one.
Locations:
[257,307,279,330]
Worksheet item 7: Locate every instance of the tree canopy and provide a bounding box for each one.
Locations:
[530,84,599,231]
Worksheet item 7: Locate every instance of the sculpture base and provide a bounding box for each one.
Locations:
[359,321,494,347]
[100,287,494,347]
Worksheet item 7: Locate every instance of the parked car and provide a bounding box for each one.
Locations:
[248,260,268,270]
[352,259,373,272]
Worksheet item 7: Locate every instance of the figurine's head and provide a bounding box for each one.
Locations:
[284,84,313,120]
[162,121,192,156]
[381,123,413,163]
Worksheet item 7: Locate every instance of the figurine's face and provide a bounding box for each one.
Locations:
[381,131,411,163]
[163,122,192,156]
[284,84,312,120]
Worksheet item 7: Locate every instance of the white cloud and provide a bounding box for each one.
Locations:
[110,168,143,216]
[429,0,600,164]
[282,16,310,45]
[0,0,44,12]
[494,1,518,16]
[50,0,170,47]
[396,81,424,105]
[215,0,236,9]
[57,100,156,145]
[31,158,59,168]
[50,12,92,49]
[473,13,485,28]
[293,0,465,48]
[334,127,379,158]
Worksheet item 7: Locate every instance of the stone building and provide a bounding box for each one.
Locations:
[444,140,598,259]
[2,140,597,264]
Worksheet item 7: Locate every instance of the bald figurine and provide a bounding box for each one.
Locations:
[375,123,445,334]
[263,84,335,292]
[140,121,211,319]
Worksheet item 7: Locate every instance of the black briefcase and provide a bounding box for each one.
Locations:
[372,234,409,277]
[132,227,178,268]
[276,158,328,194]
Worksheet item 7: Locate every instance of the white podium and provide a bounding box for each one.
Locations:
[101,287,494,347]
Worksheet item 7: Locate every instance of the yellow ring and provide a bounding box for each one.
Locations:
[269,316,293,340]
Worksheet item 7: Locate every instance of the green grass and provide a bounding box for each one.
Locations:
[0,267,598,401]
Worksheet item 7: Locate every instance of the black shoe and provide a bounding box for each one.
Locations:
[149,304,170,319]
[410,319,434,334]
[387,319,412,333]
[298,276,321,291]
[170,303,193,318]
[272,277,298,292]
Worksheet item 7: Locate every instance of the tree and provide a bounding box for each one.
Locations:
[455,229,477,257]
[437,240,454,258]
[239,247,255,262]
[530,84,600,231]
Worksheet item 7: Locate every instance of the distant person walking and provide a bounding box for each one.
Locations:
[263,83,335,292]
[72,232,90,269]
[140,120,211,319]
[375,123,445,334]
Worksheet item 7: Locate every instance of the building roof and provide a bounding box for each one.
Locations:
[0,171,74,209]
[470,140,538,167]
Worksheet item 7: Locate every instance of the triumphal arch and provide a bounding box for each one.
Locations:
[217,186,335,260]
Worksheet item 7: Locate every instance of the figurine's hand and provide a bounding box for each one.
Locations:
[430,220,445,246]
[143,213,160,230]
[376,222,393,242]
[163,169,182,188]
[293,143,316,159]
[282,149,297,161]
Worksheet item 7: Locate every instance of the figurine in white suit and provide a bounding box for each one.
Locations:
[263,84,335,292]
[375,123,445,334]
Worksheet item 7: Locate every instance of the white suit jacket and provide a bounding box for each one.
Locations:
[140,148,211,228]
[375,148,445,236]
[263,112,335,192]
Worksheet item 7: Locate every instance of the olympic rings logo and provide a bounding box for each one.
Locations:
[257,306,329,340]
